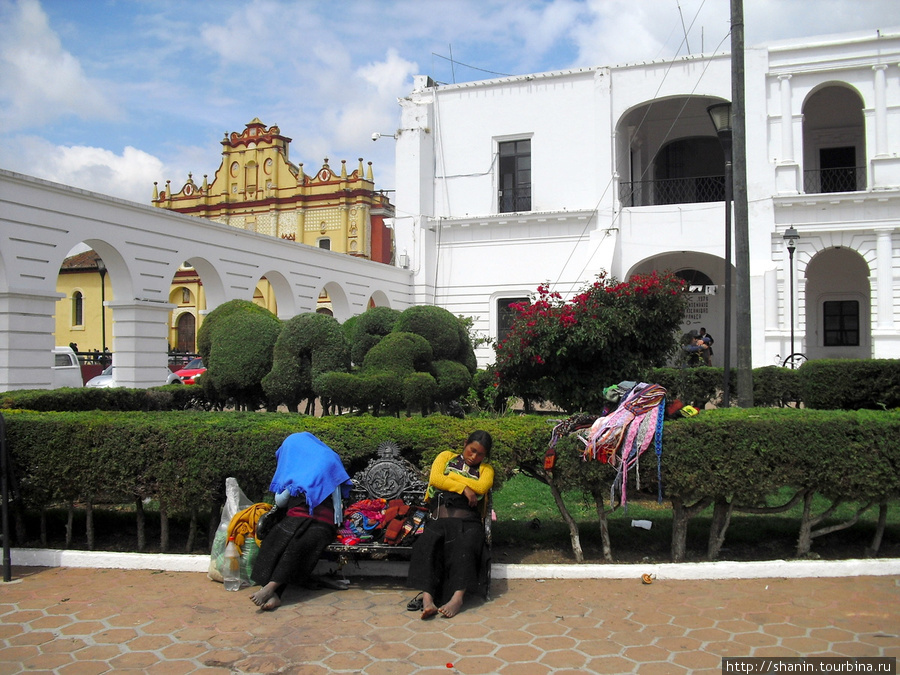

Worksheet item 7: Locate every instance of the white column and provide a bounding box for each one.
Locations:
[106,300,176,388]
[0,289,64,390]
[875,227,895,329]
[779,75,794,162]
[764,269,778,331]
[873,65,888,158]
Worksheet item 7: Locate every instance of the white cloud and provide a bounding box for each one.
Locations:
[0,0,117,129]
[200,1,286,68]
[2,135,166,203]
[357,48,418,101]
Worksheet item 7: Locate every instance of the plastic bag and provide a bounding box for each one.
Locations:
[208,477,255,586]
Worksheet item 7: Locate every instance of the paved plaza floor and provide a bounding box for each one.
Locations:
[1,563,899,674]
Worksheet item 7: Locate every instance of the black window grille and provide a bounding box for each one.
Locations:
[497,297,528,344]
[823,300,860,347]
[72,291,83,326]
[499,140,531,213]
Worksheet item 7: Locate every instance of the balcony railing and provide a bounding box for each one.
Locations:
[803,167,865,194]
[498,187,532,213]
[619,175,725,207]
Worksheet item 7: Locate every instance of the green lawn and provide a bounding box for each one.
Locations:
[489,473,900,563]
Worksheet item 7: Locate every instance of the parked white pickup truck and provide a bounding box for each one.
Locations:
[52,346,84,388]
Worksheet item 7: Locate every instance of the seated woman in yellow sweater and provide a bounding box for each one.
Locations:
[408,430,494,619]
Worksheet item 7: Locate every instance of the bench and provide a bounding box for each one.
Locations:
[323,441,493,591]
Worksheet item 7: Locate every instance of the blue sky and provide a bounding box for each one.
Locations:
[1,0,898,204]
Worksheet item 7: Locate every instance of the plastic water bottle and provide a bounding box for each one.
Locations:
[223,536,242,591]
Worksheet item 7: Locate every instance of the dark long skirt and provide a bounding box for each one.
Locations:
[251,515,336,588]
[407,517,490,605]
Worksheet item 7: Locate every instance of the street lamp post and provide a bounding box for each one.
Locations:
[783,227,799,367]
[96,259,107,353]
[707,102,733,407]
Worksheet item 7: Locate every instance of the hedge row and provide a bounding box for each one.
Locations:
[648,358,900,411]
[3,408,898,560]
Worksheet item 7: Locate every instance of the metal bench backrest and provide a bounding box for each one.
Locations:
[348,441,427,506]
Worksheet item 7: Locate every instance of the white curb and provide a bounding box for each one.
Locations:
[10,548,900,580]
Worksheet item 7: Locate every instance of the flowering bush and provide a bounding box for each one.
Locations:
[494,271,688,412]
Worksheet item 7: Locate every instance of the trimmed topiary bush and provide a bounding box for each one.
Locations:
[198,300,282,410]
[349,306,401,366]
[262,312,350,412]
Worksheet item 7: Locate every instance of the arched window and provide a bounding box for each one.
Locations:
[318,238,331,250]
[72,291,83,327]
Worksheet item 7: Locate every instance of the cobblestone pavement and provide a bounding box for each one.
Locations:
[1,566,898,674]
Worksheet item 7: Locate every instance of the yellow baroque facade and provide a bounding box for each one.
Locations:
[151,118,395,263]
[55,119,393,357]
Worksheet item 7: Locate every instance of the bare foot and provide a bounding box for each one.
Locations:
[439,590,465,618]
[261,594,282,611]
[420,592,439,620]
[249,582,280,608]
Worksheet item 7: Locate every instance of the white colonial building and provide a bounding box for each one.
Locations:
[391,28,900,368]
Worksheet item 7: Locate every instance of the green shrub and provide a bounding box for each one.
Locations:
[799,359,900,410]
[752,366,801,407]
[403,371,438,415]
[433,359,472,408]
[395,305,466,361]
[263,312,350,411]
[200,300,282,409]
[363,332,433,373]
[646,366,728,408]
[348,306,401,366]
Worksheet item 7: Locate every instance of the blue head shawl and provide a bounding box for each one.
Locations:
[268,432,352,509]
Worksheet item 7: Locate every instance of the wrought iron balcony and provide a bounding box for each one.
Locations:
[619,175,725,207]
[803,167,865,194]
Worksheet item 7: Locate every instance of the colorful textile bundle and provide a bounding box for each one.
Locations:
[544,413,601,470]
[544,383,668,507]
[584,383,665,465]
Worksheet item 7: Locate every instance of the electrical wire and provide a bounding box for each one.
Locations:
[554,3,734,296]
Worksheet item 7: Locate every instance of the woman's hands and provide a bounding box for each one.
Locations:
[462,486,478,507]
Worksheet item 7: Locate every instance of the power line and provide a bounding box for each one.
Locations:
[430,52,512,78]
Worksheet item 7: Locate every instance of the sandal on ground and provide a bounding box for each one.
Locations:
[406,592,424,612]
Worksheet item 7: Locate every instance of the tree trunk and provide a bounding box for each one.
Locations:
[868,502,887,556]
[546,477,583,563]
[795,490,814,557]
[40,507,47,547]
[135,498,146,552]
[160,502,169,553]
[590,485,613,561]
[671,498,689,562]
[66,502,74,548]
[209,499,222,545]
[707,497,733,560]
[85,500,94,551]
[186,506,198,552]
[670,496,711,562]
[14,502,26,545]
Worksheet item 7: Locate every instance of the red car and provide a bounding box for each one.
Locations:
[174,358,206,385]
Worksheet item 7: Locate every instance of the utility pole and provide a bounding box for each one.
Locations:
[731,0,754,407]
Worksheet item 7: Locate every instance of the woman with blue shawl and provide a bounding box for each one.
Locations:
[249,433,352,611]
[408,430,494,619]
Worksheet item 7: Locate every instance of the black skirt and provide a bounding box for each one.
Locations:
[406,516,490,604]
[250,514,337,587]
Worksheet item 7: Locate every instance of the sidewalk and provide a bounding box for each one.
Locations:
[2,554,899,674]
